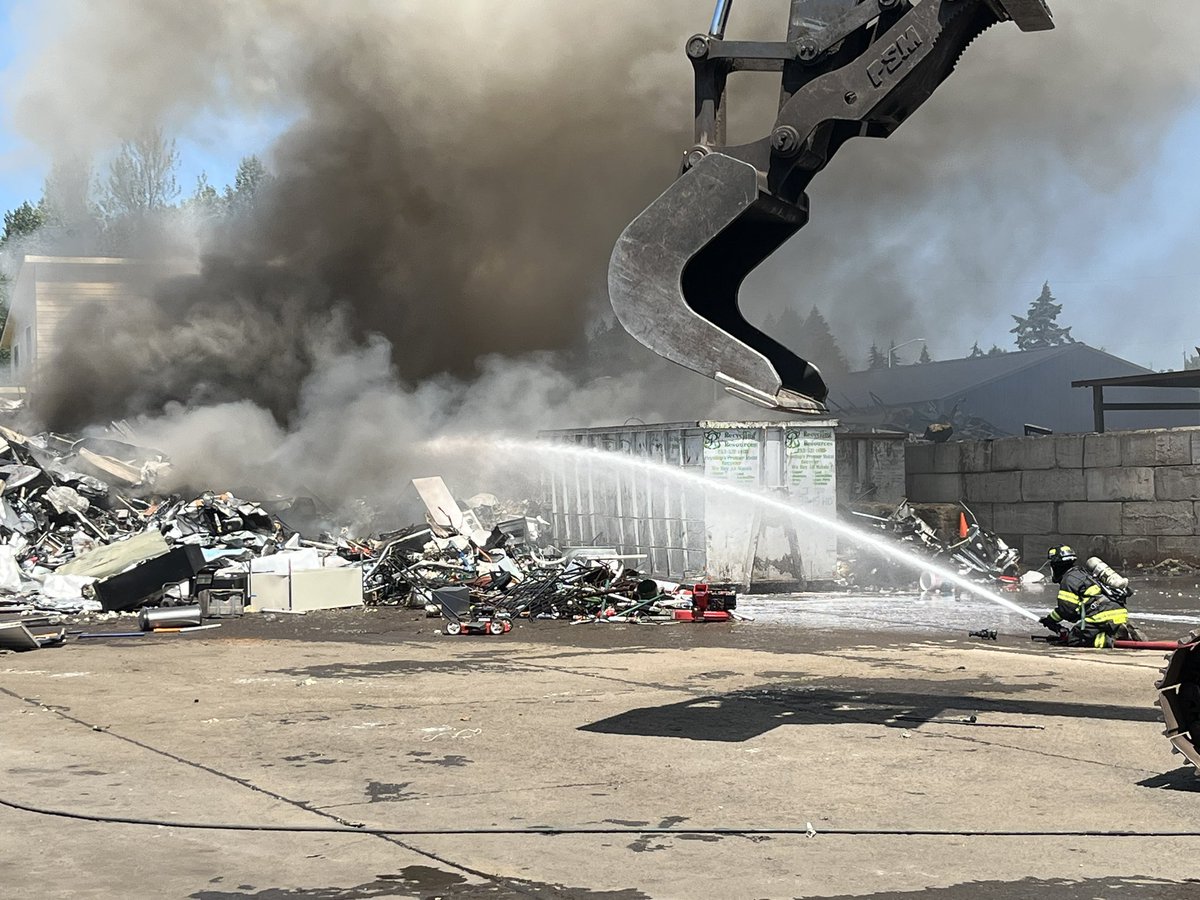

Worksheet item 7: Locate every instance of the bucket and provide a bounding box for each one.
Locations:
[138,605,202,631]
[919,571,943,592]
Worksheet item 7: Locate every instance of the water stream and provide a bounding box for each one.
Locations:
[430,436,1041,623]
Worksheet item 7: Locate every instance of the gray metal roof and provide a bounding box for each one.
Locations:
[827,344,1149,411]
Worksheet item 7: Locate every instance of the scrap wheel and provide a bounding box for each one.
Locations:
[445,621,463,636]
[1156,631,1200,770]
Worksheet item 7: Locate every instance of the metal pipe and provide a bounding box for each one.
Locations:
[709,0,733,38]
[138,605,202,631]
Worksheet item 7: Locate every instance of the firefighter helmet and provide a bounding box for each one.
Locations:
[1047,545,1077,564]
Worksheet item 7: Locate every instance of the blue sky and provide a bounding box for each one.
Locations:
[0,109,279,218]
[0,0,281,216]
[971,105,1200,370]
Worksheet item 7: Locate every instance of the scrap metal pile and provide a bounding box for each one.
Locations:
[0,424,347,621]
[836,401,1008,442]
[360,477,738,628]
[851,500,1034,589]
[0,449,737,648]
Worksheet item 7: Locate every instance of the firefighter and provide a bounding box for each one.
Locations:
[1038,546,1136,648]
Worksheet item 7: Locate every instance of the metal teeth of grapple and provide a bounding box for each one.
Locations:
[997,0,1055,32]
[1156,630,1200,771]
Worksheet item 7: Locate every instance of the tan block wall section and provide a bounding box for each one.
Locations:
[904,428,1200,565]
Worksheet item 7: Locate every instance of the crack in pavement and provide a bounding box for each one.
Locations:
[0,686,545,898]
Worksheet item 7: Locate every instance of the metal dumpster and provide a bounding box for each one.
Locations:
[538,421,838,590]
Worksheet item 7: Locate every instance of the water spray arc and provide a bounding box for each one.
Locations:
[431,436,1040,623]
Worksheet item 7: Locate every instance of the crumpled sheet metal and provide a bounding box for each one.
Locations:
[0,426,292,613]
[366,483,734,622]
[56,529,171,579]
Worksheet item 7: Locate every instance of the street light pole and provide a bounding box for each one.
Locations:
[888,338,926,368]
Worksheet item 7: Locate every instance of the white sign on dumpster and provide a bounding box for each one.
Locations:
[702,429,762,483]
[786,427,836,512]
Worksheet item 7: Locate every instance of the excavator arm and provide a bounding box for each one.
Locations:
[609,0,1053,413]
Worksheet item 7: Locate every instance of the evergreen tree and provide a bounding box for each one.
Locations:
[918,343,932,364]
[0,200,41,366]
[799,305,849,376]
[968,341,984,358]
[225,155,270,217]
[1010,281,1073,350]
[184,172,225,221]
[765,304,849,376]
[986,344,1008,356]
[867,342,887,369]
[1,201,45,245]
[1185,347,1200,371]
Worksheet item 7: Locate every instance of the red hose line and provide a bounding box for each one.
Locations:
[1112,640,1188,651]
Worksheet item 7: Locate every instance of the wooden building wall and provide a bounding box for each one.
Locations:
[3,256,194,386]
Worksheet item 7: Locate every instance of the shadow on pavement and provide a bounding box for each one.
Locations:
[820,876,1198,900]
[820,883,1195,900]
[1137,767,1200,793]
[580,681,1163,742]
[268,651,526,679]
[189,865,650,899]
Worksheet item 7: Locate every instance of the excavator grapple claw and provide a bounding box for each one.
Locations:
[610,153,826,412]
[609,0,1053,411]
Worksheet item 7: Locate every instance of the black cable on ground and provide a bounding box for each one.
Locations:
[2,796,1199,838]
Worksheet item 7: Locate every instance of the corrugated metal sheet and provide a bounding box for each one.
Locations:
[540,421,839,588]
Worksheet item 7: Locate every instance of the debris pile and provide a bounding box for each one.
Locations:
[0,424,341,621]
[850,500,1036,590]
[0,445,737,649]
[838,400,1007,441]
[362,477,739,629]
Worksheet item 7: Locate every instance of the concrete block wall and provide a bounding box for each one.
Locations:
[905,428,1200,567]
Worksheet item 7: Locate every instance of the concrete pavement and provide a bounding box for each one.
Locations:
[2,608,1199,898]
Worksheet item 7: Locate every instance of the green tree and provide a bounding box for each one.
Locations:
[867,342,887,369]
[1,201,45,245]
[225,154,270,216]
[98,127,180,221]
[763,307,807,356]
[802,306,849,376]
[986,344,1008,357]
[184,171,225,221]
[968,341,984,358]
[0,199,38,365]
[1011,281,1073,350]
[764,304,849,376]
[1184,347,1200,371]
[918,343,932,364]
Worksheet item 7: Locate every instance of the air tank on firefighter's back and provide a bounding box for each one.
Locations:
[1086,557,1130,595]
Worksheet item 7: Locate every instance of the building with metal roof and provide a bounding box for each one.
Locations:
[827,344,1200,436]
